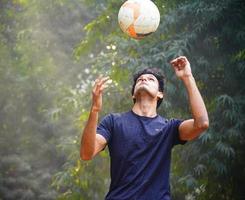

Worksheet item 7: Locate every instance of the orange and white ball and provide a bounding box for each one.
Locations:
[118,0,160,39]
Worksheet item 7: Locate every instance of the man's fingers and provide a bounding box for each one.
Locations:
[93,76,112,94]
[170,56,186,64]
[94,76,109,86]
[93,84,110,96]
[170,56,188,70]
[97,76,110,86]
[99,84,109,92]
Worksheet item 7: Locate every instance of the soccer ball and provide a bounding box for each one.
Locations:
[118,0,160,39]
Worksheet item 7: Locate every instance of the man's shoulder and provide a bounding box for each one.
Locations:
[157,115,183,126]
[106,111,132,120]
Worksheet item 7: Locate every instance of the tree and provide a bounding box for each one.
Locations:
[0,0,92,199]
[1,0,243,199]
[57,0,244,199]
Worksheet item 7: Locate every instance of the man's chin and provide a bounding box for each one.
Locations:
[134,86,154,97]
[136,85,148,92]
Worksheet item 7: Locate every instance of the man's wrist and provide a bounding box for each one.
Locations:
[91,106,100,113]
[181,74,195,86]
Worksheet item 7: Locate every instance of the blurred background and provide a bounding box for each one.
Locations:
[0,0,244,199]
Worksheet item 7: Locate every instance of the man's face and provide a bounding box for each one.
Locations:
[133,74,163,100]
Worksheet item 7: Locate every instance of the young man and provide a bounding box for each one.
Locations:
[80,56,209,199]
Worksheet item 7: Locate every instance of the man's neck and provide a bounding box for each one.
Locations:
[132,99,157,118]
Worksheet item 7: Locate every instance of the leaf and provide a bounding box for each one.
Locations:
[194,164,206,176]
[215,141,235,158]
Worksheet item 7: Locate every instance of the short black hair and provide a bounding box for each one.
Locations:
[131,68,165,108]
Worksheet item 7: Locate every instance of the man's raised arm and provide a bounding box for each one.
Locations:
[170,56,209,141]
[80,77,110,160]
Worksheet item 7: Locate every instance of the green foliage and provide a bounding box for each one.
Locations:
[70,0,245,199]
[1,0,245,199]
[167,1,245,199]
[0,0,92,199]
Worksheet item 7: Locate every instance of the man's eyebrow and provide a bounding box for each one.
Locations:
[145,74,157,79]
[148,74,157,78]
[138,74,157,79]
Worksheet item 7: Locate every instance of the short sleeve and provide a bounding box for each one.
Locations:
[97,114,114,143]
[170,119,187,146]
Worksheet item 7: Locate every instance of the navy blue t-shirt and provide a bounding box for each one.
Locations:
[97,110,186,200]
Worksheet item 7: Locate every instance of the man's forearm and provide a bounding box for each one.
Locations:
[182,75,209,129]
[80,108,99,160]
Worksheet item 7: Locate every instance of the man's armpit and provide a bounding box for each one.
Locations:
[94,134,107,154]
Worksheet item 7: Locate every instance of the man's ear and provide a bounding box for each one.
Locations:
[157,92,164,99]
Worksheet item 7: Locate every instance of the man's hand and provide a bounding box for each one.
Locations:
[170,56,192,80]
[91,76,111,112]
[170,56,209,141]
[80,76,111,161]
